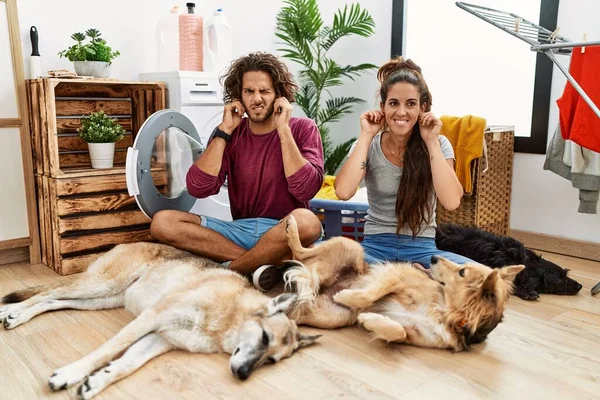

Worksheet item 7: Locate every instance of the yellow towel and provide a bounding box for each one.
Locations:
[440,115,486,194]
[315,175,339,200]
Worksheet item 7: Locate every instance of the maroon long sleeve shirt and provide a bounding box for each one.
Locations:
[186,117,324,220]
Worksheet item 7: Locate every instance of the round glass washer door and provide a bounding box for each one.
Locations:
[126,109,205,219]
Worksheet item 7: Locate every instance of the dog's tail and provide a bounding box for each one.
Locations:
[283,260,320,305]
[1,283,59,304]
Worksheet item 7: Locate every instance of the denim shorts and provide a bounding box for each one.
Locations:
[361,233,473,268]
[201,216,281,250]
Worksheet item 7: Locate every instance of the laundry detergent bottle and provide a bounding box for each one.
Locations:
[205,8,233,75]
[156,6,181,71]
[179,2,204,71]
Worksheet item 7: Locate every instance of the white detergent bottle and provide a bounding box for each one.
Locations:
[156,6,181,72]
[205,8,233,75]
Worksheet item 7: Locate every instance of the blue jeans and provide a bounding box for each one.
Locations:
[201,216,280,250]
[361,233,473,268]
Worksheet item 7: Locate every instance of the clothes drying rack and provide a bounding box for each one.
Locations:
[456,2,600,120]
[457,2,600,297]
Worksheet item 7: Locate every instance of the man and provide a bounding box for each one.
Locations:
[151,52,324,291]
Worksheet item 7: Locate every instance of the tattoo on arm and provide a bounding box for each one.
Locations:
[360,161,366,170]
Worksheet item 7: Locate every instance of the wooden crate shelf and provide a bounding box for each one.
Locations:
[26,78,165,177]
[25,79,167,274]
[36,172,154,275]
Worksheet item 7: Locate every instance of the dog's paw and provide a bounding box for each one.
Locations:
[49,365,89,391]
[514,289,539,301]
[0,304,19,322]
[2,313,22,329]
[1,308,35,329]
[333,289,371,309]
[357,312,384,327]
[285,215,297,234]
[358,313,407,342]
[77,374,103,400]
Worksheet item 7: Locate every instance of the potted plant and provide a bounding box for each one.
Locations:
[78,110,125,168]
[276,0,376,175]
[58,29,120,78]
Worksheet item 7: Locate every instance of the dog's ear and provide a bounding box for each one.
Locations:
[266,293,298,317]
[481,269,499,299]
[498,265,525,285]
[295,331,321,349]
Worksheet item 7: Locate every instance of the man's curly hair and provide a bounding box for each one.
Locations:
[220,52,298,104]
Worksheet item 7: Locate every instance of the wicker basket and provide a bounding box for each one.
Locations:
[435,129,514,236]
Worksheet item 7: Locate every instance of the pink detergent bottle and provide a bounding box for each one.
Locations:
[179,2,204,71]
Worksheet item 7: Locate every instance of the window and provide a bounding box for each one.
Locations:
[391,0,560,154]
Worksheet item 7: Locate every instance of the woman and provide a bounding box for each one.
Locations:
[335,57,471,268]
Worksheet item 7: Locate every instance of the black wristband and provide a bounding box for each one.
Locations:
[211,127,231,143]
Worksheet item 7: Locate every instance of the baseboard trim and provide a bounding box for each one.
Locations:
[0,246,29,266]
[511,230,600,262]
[0,237,30,251]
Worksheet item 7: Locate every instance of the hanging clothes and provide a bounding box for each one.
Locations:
[439,115,486,194]
[544,125,600,214]
[556,46,600,153]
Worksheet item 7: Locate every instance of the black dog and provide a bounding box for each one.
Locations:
[435,224,583,301]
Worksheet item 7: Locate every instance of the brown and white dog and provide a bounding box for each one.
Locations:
[0,243,319,399]
[284,215,524,351]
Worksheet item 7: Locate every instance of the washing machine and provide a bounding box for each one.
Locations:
[127,71,231,220]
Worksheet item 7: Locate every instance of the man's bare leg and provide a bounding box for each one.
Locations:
[228,208,322,275]
[150,210,245,262]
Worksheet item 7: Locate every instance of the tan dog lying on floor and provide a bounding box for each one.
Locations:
[284,215,524,351]
[0,243,319,399]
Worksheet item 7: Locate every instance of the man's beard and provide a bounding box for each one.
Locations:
[247,102,275,123]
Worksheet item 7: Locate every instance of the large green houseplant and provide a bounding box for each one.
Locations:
[276,0,376,174]
[58,29,120,78]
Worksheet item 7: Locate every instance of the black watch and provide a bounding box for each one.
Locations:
[211,127,231,143]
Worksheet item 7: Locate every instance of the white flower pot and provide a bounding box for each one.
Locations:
[88,142,115,169]
[74,61,111,78]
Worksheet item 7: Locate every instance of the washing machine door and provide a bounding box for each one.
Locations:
[125,109,206,219]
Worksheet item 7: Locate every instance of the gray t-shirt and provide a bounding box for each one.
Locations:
[359,133,455,238]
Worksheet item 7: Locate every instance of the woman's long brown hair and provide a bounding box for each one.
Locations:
[378,57,434,237]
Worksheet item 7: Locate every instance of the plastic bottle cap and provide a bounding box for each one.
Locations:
[186,2,195,7]
[170,6,179,13]
[217,8,222,12]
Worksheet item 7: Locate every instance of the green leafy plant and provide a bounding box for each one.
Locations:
[58,29,120,63]
[276,0,376,174]
[78,111,125,143]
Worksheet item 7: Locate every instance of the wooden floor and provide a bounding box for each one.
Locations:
[1,253,599,400]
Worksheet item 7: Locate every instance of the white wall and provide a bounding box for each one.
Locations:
[510,0,600,242]
[0,128,29,240]
[17,0,391,147]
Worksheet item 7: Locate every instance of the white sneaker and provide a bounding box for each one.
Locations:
[252,265,283,292]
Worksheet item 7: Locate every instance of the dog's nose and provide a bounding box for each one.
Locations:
[431,255,440,265]
[234,365,252,380]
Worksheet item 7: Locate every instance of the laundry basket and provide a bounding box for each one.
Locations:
[435,128,514,236]
[309,199,368,241]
